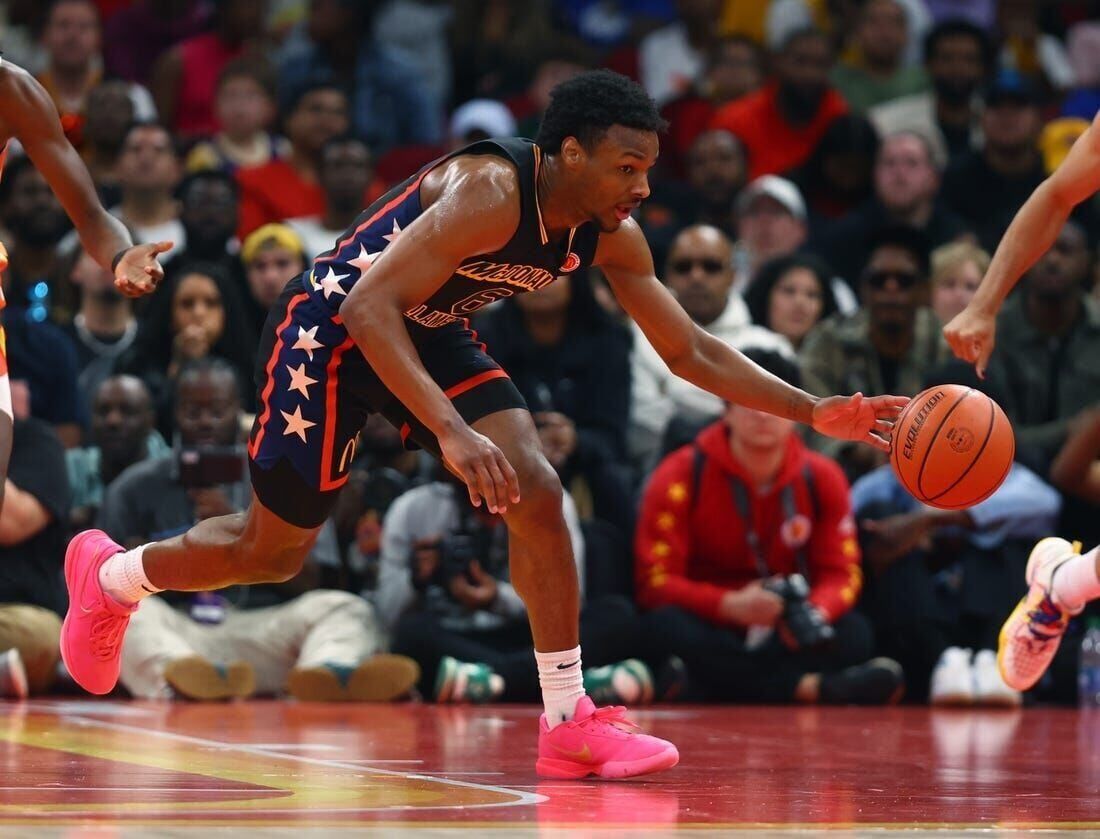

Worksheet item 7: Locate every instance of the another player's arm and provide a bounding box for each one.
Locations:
[338,159,521,512]
[0,66,168,296]
[946,111,1100,373]
[596,220,906,450]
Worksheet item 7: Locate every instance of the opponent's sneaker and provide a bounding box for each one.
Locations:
[536,696,679,779]
[583,659,654,706]
[998,537,1082,692]
[60,530,135,695]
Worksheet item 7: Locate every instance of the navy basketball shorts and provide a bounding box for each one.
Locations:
[248,276,527,529]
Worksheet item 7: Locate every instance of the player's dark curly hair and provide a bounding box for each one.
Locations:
[535,69,666,154]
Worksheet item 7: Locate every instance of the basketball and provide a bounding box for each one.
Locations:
[890,384,1015,510]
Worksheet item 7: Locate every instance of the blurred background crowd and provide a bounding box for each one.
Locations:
[0,0,1098,710]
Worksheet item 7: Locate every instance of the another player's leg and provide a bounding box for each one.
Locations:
[998,538,1100,691]
[61,493,322,694]
[471,409,678,779]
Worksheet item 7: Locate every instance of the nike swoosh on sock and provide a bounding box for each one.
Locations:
[556,660,580,670]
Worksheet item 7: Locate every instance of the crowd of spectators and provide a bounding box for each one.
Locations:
[0,0,1097,708]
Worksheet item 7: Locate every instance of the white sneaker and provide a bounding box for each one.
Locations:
[972,649,1021,707]
[930,647,973,706]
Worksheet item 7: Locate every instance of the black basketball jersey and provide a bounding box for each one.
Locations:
[309,138,601,338]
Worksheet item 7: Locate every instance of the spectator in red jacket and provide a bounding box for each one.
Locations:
[710,27,848,180]
[635,348,903,705]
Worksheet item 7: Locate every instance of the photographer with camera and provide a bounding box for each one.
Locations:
[380,468,657,706]
[98,358,418,702]
[636,348,904,705]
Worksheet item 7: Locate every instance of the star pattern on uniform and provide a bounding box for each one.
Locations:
[281,405,316,442]
[286,363,318,399]
[291,325,324,361]
[346,244,379,275]
[316,265,351,299]
[382,218,403,243]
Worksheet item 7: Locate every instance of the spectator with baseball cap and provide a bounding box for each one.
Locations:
[734,175,858,313]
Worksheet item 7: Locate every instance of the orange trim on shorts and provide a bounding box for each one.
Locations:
[397,368,511,445]
[319,335,357,491]
[248,292,309,458]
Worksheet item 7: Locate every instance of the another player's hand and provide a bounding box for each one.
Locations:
[943,304,997,378]
[114,241,172,298]
[812,393,908,452]
[438,425,520,514]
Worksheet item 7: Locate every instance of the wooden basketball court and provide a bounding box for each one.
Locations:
[0,700,1097,836]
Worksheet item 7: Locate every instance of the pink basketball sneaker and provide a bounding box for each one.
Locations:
[998,537,1081,692]
[536,696,679,779]
[60,530,135,695]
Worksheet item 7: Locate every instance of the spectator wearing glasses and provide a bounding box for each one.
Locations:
[800,225,941,481]
[630,225,793,468]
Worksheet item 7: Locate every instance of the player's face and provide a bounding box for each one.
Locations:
[571,126,658,233]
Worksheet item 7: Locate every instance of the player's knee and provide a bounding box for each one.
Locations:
[511,454,562,523]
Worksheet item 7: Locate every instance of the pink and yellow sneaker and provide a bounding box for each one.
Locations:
[536,696,679,780]
[60,530,135,695]
[998,537,1082,692]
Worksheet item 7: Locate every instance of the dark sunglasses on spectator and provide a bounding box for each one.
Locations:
[863,269,921,289]
[670,257,726,274]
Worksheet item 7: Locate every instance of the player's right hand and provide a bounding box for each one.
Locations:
[114,241,172,298]
[439,425,521,514]
[943,305,997,378]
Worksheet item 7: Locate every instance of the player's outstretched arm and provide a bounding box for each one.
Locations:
[945,111,1100,375]
[338,158,522,513]
[597,220,907,451]
[0,64,168,297]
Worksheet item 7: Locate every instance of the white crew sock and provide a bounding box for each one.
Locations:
[98,545,161,606]
[1052,546,1100,612]
[536,645,585,729]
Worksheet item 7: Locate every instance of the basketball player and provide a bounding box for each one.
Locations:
[944,110,1100,692]
[0,58,168,506]
[62,71,906,779]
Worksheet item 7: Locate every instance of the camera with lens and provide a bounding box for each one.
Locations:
[436,530,476,587]
[762,573,835,651]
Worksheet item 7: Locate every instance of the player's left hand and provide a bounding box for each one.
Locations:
[114,241,172,298]
[812,392,909,452]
